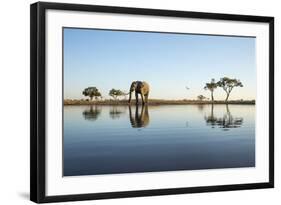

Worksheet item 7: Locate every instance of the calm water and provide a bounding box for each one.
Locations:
[64,104,255,176]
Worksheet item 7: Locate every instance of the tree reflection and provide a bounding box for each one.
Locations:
[129,104,150,128]
[109,106,126,119]
[197,104,205,112]
[82,106,102,121]
[205,104,243,131]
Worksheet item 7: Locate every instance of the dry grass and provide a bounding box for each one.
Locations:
[64,99,255,105]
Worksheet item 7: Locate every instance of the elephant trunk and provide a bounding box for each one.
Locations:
[128,82,136,103]
[128,91,132,103]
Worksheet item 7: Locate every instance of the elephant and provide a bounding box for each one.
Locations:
[129,104,150,128]
[128,81,150,105]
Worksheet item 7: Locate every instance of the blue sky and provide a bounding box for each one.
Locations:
[64,28,256,100]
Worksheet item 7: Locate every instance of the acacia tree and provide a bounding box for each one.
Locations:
[217,77,243,102]
[204,79,217,102]
[109,89,124,100]
[82,87,102,101]
[93,91,102,100]
[197,95,207,101]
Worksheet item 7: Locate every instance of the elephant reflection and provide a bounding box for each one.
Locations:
[205,104,243,131]
[82,106,101,121]
[109,106,126,119]
[129,104,150,128]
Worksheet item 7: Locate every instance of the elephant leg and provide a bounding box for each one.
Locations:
[135,104,141,127]
[144,92,149,104]
[135,92,138,104]
[140,104,145,121]
[129,105,135,127]
[140,93,144,105]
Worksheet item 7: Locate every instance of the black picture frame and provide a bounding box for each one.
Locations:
[30,2,274,203]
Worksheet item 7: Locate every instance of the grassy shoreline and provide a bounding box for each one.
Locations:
[64,99,255,105]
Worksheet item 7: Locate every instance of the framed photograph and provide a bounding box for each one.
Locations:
[30,2,274,203]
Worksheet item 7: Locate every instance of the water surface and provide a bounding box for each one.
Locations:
[64,104,255,176]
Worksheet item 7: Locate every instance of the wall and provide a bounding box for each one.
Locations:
[0,0,279,204]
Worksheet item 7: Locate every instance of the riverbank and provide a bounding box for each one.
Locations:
[64,99,255,105]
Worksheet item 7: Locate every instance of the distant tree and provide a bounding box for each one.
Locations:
[82,87,102,101]
[217,77,243,102]
[93,91,102,100]
[197,95,207,101]
[204,78,217,102]
[109,89,124,100]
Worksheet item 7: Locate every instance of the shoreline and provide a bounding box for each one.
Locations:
[64,99,255,106]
